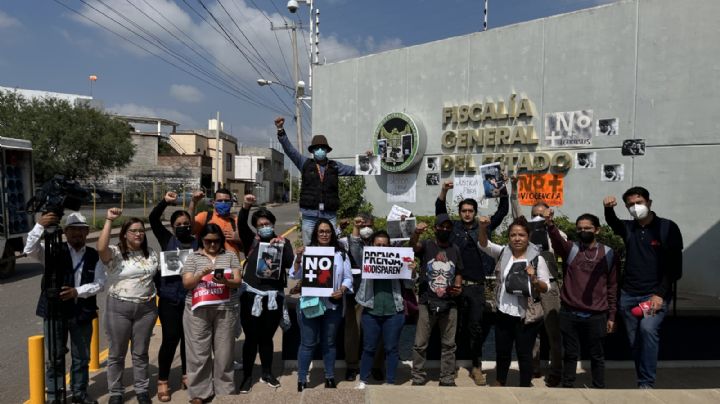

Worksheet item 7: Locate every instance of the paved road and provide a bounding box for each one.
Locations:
[0,203,299,403]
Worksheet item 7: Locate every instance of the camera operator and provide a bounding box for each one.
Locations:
[24,212,106,404]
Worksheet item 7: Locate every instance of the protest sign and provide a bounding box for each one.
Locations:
[544,110,594,147]
[160,249,192,277]
[387,204,411,221]
[301,246,335,297]
[356,154,381,175]
[387,217,416,243]
[480,162,505,198]
[190,270,231,310]
[452,174,488,209]
[256,242,283,280]
[361,246,414,280]
[517,173,564,207]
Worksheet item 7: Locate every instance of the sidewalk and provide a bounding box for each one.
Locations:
[76,226,720,403]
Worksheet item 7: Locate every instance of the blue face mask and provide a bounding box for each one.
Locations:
[214,201,232,216]
[258,225,275,239]
[313,148,327,161]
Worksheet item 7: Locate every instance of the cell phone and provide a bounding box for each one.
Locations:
[213,268,224,279]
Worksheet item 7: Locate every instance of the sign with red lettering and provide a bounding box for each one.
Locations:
[190,270,230,310]
[517,173,564,207]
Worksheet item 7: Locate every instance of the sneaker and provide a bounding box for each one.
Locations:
[239,377,252,394]
[325,378,337,388]
[638,384,654,389]
[439,381,457,387]
[71,394,98,404]
[411,379,428,386]
[470,367,487,386]
[354,381,367,390]
[233,360,243,370]
[345,368,359,381]
[136,392,152,404]
[108,395,123,404]
[545,374,561,387]
[297,382,307,392]
[261,374,281,388]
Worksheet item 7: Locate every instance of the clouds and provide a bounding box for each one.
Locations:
[0,10,21,29]
[107,102,198,129]
[170,84,204,103]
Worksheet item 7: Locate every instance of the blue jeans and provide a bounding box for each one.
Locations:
[619,291,669,388]
[301,212,337,246]
[44,318,93,400]
[360,310,405,384]
[297,307,343,382]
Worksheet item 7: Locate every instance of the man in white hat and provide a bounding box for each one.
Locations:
[24,211,106,404]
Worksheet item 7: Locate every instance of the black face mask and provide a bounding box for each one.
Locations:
[578,231,595,244]
[436,229,452,243]
[175,225,192,241]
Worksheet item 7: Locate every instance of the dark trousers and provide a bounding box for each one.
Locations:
[495,311,543,387]
[44,318,93,400]
[157,298,187,380]
[559,308,607,388]
[459,284,485,367]
[240,292,283,378]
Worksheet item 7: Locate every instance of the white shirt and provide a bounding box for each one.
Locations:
[24,223,106,298]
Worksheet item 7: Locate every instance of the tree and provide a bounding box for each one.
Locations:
[337,176,373,220]
[0,91,135,183]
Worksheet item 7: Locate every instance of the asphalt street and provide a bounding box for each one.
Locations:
[0,202,299,404]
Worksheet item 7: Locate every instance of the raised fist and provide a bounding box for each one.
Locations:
[243,194,256,206]
[191,191,205,203]
[415,222,428,234]
[274,116,285,130]
[164,191,178,204]
[478,216,491,228]
[442,180,454,191]
[106,208,122,221]
[603,196,617,208]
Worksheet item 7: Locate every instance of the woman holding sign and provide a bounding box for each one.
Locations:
[477,216,550,387]
[150,191,198,402]
[98,209,159,404]
[290,219,353,392]
[354,230,416,389]
[181,224,242,404]
[236,194,294,393]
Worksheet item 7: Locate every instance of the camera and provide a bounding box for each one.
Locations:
[287,0,299,13]
[26,175,88,217]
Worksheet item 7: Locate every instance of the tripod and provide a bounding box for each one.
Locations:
[43,224,69,404]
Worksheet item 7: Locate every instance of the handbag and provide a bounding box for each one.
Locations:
[402,287,419,324]
[427,295,452,314]
[505,260,532,297]
[299,296,326,319]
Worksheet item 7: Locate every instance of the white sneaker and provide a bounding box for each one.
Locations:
[233,360,243,370]
[354,381,367,390]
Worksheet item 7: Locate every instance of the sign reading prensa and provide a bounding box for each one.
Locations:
[301,246,335,297]
[362,247,414,280]
[517,173,564,207]
[191,270,231,310]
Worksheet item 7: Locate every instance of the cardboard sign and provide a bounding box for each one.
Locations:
[361,247,414,280]
[517,173,564,207]
[190,270,231,310]
[301,247,335,297]
[160,249,192,277]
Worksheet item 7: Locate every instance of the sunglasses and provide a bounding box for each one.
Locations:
[203,238,221,245]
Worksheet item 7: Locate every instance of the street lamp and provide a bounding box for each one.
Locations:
[257,79,293,91]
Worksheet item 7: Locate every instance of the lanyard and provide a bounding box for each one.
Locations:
[315,163,325,183]
[73,256,85,273]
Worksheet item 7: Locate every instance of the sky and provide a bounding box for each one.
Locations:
[0,0,615,148]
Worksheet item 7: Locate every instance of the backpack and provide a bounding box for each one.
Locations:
[204,210,237,232]
[566,243,614,273]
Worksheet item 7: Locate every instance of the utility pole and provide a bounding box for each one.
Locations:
[271,23,303,152]
[214,111,221,192]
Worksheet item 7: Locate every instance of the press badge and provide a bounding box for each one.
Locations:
[319,203,325,211]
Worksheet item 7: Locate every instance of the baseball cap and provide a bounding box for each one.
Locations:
[435,213,452,227]
[65,212,89,228]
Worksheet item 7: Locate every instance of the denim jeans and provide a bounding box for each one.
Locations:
[301,213,337,246]
[619,291,669,388]
[44,318,93,400]
[297,307,343,382]
[359,310,404,384]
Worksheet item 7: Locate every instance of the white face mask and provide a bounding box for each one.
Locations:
[359,226,374,239]
[628,203,649,220]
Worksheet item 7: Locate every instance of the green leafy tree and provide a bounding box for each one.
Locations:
[337,176,373,220]
[0,91,135,183]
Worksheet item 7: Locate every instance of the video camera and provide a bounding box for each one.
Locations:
[26,175,88,217]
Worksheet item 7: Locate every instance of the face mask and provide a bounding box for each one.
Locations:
[628,203,649,220]
[214,201,232,216]
[578,231,595,244]
[313,148,327,161]
[175,225,192,241]
[359,226,374,240]
[258,225,275,239]
[436,229,452,243]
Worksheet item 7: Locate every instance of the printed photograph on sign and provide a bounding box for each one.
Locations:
[426,250,457,298]
[480,162,505,198]
[377,139,387,159]
[425,156,439,172]
[356,154,381,175]
[426,173,440,186]
[543,110,594,147]
[452,174,488,210]
[601,164,624,182]
[386,173,416,203]
[402,134,413,159]
[597,118,619,136]
[301,246,335,297]
[622,139,645,156]
[575,152,597,169]
[516,173,565,207]
[255,242,283,280]
[387,217,416,243]
[161,249,192,277]
[361,246,414,280]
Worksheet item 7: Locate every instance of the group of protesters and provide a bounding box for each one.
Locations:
[30,115,683,403]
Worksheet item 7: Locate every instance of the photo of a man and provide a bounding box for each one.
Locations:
[356,154,381,175]
[601,164,624,182]
[256,243,283,280]
[575,152,596,169]
[597,118,619,136]
[622,139,646,156]
[426,156,439,172]
[426,173,440,186]
[161,249,192,277]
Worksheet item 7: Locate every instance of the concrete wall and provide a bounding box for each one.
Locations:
[312,0,720,297]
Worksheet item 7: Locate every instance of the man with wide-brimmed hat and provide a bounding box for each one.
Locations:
[275,116,358,245]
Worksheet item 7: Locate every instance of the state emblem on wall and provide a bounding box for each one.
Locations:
[374,112,425,172]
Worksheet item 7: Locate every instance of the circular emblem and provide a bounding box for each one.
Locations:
[374,112,425,172]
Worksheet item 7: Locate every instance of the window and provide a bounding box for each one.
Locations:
[225,153,232,172]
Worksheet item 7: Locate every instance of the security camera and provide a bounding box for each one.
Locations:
[287,0,299,13]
